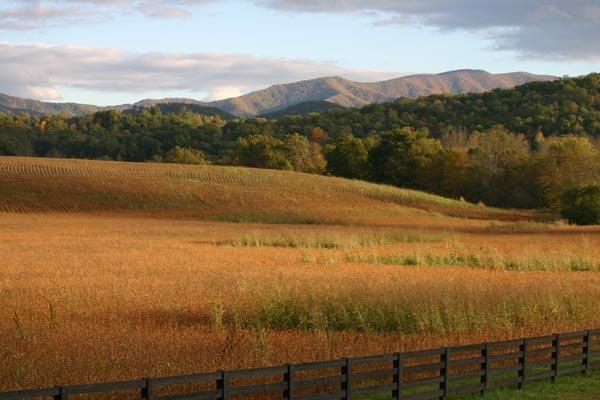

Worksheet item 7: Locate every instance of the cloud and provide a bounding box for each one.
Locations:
[4,1,598,60]
[133,0,219,19]
[0,42,396,101]
[0,2,107,30]
[0,0,217,29]
[206,86,243,100]
[252,0,600,60]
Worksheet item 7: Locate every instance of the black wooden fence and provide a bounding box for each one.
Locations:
[2,329,599,400]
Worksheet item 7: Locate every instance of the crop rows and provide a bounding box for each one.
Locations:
[0,156,538,222]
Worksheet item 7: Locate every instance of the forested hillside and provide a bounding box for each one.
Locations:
[0,93,103,116]
[272,73,600,139]
[259,100,345,119]
[125,103,236,120]
[1,73,599,210]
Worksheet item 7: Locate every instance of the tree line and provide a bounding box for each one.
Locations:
[1,73,600,212]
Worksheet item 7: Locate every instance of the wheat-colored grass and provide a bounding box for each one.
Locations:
[0,157,598,393]
[2,213,600,391]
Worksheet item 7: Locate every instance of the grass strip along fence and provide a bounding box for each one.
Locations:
[2,329,600,400]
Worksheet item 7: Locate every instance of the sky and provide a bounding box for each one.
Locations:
[1,0,599,106]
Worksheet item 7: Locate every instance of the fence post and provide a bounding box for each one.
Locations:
[285,364,295,400]
[393,352,402,400]
[342,358,351,400]
[141,378,153,399]
[518,339,526,389]
[480,342,489,395]
[552,334,559,383]
[53,386,67,400]
[217,371,229,400]
[584,331,591,375]
[439,347,448,400]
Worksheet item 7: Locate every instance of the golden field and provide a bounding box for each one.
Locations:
[0,156,538,222]
[1,156,600,392]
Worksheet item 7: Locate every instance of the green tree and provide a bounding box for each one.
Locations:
[324,133,369,179]
[163,146,208,165]
[426,149,470,200]
[561,186,600,225]
[534,135,600,209]
[467,125,530,203]
[233,134,291,170]
[368,127,444,189]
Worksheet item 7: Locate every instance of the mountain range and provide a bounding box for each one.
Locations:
[0,69,556,118]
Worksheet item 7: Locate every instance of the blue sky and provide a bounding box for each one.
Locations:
[0,0,599,105]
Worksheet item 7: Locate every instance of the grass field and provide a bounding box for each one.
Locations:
[1,156,599,395]
[463,371,600,400]
[362,371,600,400]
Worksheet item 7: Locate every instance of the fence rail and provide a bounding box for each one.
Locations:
[2,328,600,400]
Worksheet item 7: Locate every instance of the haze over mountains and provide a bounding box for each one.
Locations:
[0,70,556,118]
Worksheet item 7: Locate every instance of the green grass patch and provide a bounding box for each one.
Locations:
[209,211,324,225]
[218,289,596,334]
[219,231,444,249]
[461,371,600,399]
[486,221,557,232]
[360,370,600,399]
[344,252,600,271]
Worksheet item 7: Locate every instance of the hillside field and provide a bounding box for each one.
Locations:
[1,156,600,394]
[0,156,540,222]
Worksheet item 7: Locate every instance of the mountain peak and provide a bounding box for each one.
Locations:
[439,68,488,74]
[213,70,555,117]
[0,70,557,118]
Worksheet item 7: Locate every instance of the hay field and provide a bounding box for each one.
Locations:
[1,156,599,392]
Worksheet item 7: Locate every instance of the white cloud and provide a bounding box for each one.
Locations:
[0,42,396,101]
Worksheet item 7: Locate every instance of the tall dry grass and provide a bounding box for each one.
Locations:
[2,213,600,391]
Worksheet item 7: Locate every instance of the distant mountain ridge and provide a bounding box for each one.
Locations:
[0,92,102,116]
[194,70,556,117]
[0,69,556,117]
